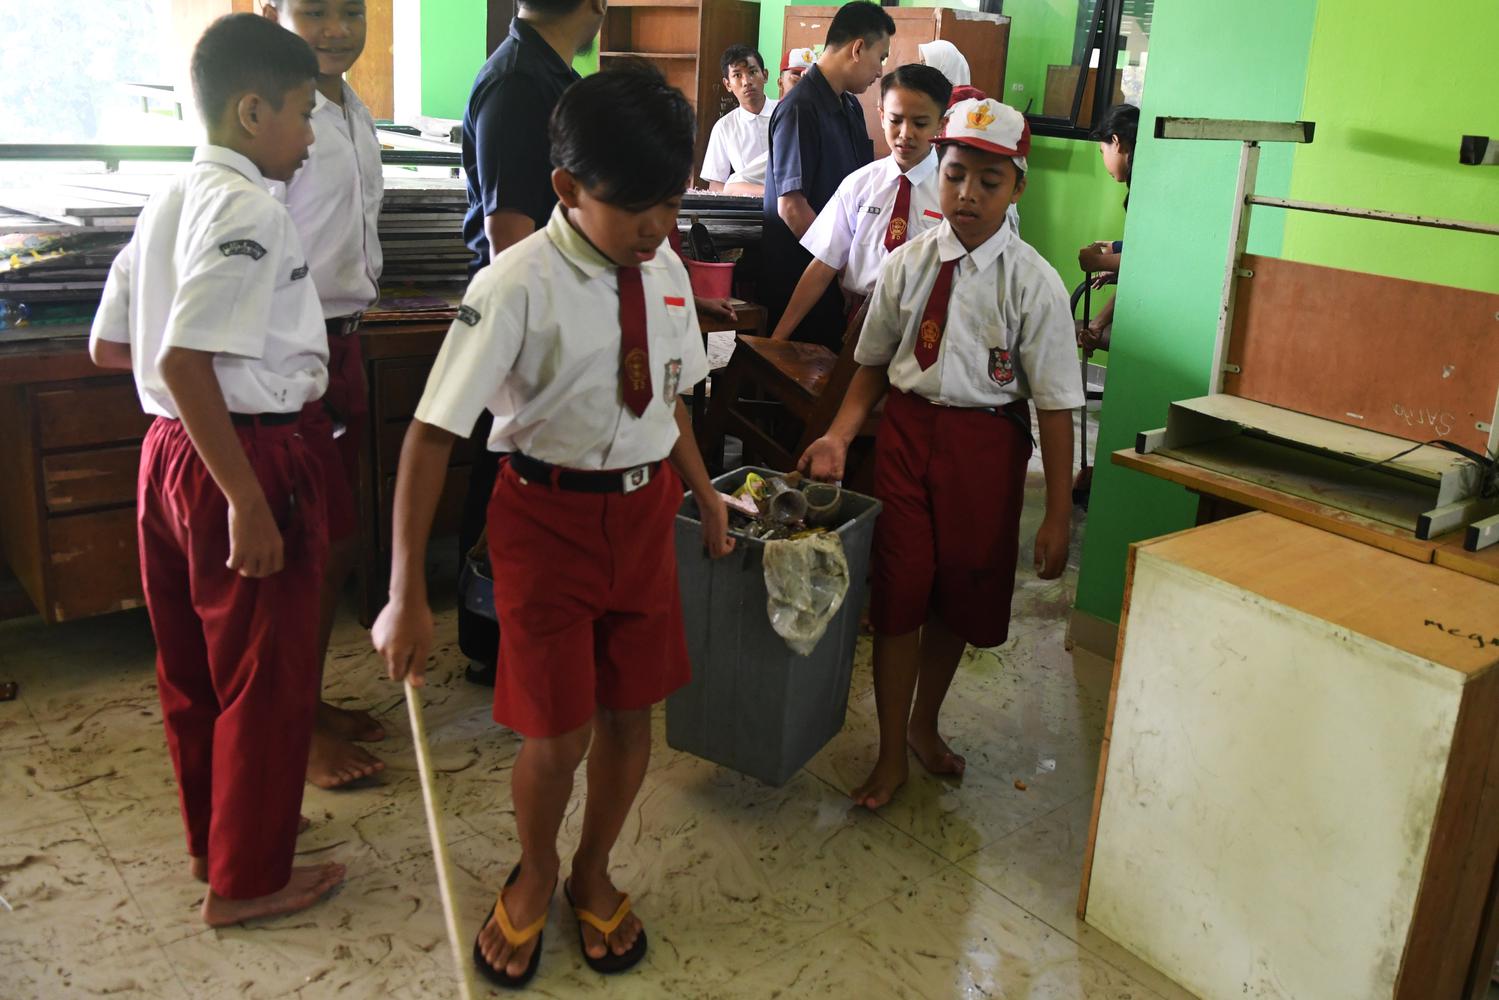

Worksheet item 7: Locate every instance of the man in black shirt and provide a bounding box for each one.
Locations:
[458,0,603,683]
[762,1,894,348]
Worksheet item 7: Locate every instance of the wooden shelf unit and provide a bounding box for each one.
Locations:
[599,0,761,182]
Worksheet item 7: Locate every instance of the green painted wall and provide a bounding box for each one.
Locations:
[420,0,488,119]
[1070,0,1317,624]
[1281,0,1499,292]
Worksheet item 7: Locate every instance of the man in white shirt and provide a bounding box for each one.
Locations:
[700,44,776,196]
[264,0,388,790]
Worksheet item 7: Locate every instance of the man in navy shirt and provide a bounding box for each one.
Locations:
[763,1,894,348]
[458,0,602,682]
[462,0,603,271]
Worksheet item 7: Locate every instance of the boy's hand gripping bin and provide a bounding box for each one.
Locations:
[670,468,882,786]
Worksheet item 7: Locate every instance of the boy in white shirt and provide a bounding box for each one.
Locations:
[89,13,345,926]
[700,44,776,196]
[770,63,951,340]
[263,0,389,790]
[373,64,734,989]
[801,98,1082,811]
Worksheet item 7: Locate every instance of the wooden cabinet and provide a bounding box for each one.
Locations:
[0,376,153,622]
[782,6,1011,158]
[1080,513,1499,1000]
[599,0,761,183]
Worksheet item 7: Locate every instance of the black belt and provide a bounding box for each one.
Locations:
[326,315,362,336]
[509,453,661,494]
[229,411,300,427]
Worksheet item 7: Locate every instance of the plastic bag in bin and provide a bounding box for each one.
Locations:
[763,533,850,655]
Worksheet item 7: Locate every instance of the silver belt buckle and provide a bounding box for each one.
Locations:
[622,465,651,494]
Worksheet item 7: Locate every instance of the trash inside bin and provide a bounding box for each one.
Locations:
[669,467,881,786]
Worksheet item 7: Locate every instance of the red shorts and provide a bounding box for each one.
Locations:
[870,390,1033,648]
[298,333,366,543]
[486,458,691,738]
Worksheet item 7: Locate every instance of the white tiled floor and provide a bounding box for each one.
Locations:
[0,434,1201,999]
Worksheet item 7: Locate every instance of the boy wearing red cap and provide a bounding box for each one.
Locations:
[779,45,816,93]
[801,98,1082,810]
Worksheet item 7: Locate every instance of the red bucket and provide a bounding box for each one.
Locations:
[685,259,735,300]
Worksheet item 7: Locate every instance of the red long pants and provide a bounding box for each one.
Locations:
[136,416,327,899]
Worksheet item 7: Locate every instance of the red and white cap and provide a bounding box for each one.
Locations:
[780,46,816,73]
[934,97,1031,172]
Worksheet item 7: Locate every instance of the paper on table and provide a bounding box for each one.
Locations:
[705,329,737,371]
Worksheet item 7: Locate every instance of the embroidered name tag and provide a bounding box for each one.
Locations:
[456,304,481,326]
[664,296,686,308]
[219,239,266,260]
[922,209,943,220]
[290,262,309,280]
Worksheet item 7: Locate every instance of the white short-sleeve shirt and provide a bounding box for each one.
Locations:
[280,85,385,318]
[413,204,710,470]
[854,220,1085,411]
[701,99,777,187]
[89,145,328,419]
[799,149,942,297]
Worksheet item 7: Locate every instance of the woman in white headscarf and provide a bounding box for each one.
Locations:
[918,40,970,86]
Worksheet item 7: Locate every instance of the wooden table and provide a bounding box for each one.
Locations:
[0,303,770,625]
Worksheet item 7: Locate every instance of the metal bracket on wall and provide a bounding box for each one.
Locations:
[1460,135,1498,166]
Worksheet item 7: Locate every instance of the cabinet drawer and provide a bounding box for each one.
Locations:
[374,359,436,420]
[43,446,140,513]
[34,380,152,450]
[46,507,143,621]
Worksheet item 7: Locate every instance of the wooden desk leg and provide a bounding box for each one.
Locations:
[356,357,380,627]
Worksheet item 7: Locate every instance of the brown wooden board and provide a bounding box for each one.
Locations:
[1226,254,1499,454]
[346,0,394,121]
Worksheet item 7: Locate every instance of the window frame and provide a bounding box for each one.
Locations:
[1026,0,1130,142]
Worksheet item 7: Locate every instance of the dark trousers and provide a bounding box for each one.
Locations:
[458,413,501,667]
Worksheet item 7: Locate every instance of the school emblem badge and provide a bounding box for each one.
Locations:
[918,319,942,352]
[625,347,650,393]
[800,48,815,63]
[966,103,996,130]
[456,304,481,326]
[888,216,907,242]
[989,347,1015,386]
[219,239,266,260]
[663,358,683,402]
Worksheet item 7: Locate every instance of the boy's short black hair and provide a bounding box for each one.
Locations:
[720,44,766,79]
[938,142,1025,181]
[518,0,589,18]
[549,60,695,211]
[192,13,317,127]
[880,64,952,111]
[825,2,896,51]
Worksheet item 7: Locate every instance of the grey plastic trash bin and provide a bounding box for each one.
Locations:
[668,468,882,786]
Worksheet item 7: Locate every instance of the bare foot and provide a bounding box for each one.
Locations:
[476,866,554,979]
[907,727,966,777]
[851,756,908,811]
[306,729,384,789]
[189,818,311,883]
[200,863,346,927]
[317,701,386,742]
[566,869,644,961]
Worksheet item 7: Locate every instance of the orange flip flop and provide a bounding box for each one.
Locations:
[563,879,648,974]
[473,865,550,990]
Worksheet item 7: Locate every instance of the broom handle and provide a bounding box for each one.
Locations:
[405,681,478,1000]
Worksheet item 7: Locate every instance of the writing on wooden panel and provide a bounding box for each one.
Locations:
[1226,254,1499,454]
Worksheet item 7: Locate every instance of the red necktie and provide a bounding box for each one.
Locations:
[617,266,651,417]
[914,257,959,371]
[884,175,912,253]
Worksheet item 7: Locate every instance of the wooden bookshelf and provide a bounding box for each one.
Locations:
[600,0,761,181]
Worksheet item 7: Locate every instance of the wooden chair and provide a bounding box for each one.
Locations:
[697,302,878,487]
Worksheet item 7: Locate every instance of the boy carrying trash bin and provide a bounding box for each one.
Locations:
[800,97,1083,811]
